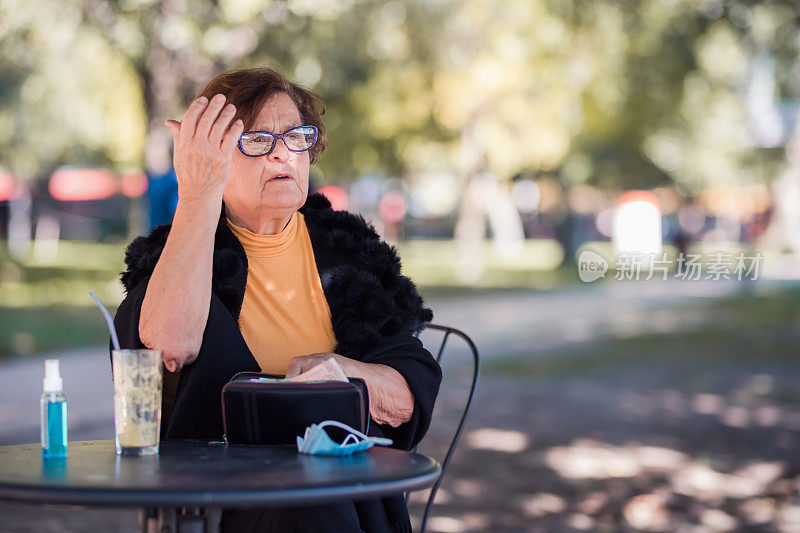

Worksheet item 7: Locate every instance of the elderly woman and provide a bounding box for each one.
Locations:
[113,67,441,532]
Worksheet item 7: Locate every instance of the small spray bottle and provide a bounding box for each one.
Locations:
[40,359,67,458]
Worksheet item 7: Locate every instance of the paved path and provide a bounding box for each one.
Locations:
[426,279,779,356]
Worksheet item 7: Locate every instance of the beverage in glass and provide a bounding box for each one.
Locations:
[111,349,162,456]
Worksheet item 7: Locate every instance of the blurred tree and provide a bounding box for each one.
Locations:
[77,0,261,175]
[350,0,580,180]
[1,0,410,179]
[0,0,145,179]
[348,0,800,195]
[570,0,800,193]
[1,0,799,197]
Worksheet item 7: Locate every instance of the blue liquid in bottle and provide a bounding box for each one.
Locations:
[41,395,67,458]
[41,360,67,459]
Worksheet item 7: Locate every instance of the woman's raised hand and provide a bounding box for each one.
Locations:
[164,94,244,203]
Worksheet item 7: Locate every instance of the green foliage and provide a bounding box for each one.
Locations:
[1,0,799,189]
[0,305,112,357]
[0,0,146,177]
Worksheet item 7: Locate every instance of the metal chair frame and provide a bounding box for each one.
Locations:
[408,323,480,533]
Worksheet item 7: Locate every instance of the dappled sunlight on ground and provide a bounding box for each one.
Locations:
[545,440,686,480]
[465,428,529,453]
[410,356,800,532]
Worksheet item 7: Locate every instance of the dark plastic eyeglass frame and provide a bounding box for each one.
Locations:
[237,125,318,157]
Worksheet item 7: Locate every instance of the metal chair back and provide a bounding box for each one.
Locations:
[409,323,480,533]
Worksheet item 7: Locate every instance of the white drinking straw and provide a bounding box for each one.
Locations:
[89,290,120,351]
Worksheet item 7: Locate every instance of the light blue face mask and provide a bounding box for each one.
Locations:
[297,420,393,456]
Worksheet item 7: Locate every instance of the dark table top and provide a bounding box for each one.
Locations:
[0,440,440,507]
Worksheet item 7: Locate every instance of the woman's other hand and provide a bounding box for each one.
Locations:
[164,94,244,203]
[286,353,414,428]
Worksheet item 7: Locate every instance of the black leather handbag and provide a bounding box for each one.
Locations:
[221,372,370,445]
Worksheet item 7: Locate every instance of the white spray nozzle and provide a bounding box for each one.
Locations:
[43,359,63,393]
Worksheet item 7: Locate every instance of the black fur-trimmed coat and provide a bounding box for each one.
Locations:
[112,192,441,533]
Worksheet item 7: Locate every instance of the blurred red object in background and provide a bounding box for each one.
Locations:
[49,168,118,201]
[317,185,349,211]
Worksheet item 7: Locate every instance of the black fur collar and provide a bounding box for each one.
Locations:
[120,192,432,358]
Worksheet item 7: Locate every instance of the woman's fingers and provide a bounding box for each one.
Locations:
[221,119,244,155]
[169,93,237,202]
[284,354,340,379]
[195,93,227,139]
[179,96,209,142]
[209,103,237,144]
[285,355,318,378]
[284,358,303,378]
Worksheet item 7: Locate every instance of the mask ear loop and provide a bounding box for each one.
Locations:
[341,434,360,446]
[317,420,393,446]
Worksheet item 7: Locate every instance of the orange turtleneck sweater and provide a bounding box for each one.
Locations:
[226,212,337,374]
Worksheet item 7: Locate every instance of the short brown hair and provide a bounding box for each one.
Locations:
[196,67,327,164]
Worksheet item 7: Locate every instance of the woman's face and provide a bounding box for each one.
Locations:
[224,92,310,219]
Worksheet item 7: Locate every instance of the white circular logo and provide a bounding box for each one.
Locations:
[578,250,608,283]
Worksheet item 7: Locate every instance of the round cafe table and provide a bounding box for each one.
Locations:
[0,439,441,532]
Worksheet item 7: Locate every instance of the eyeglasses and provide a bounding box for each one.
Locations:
[238,125,318,157]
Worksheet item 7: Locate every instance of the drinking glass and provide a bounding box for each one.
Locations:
[111,349,162,456]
